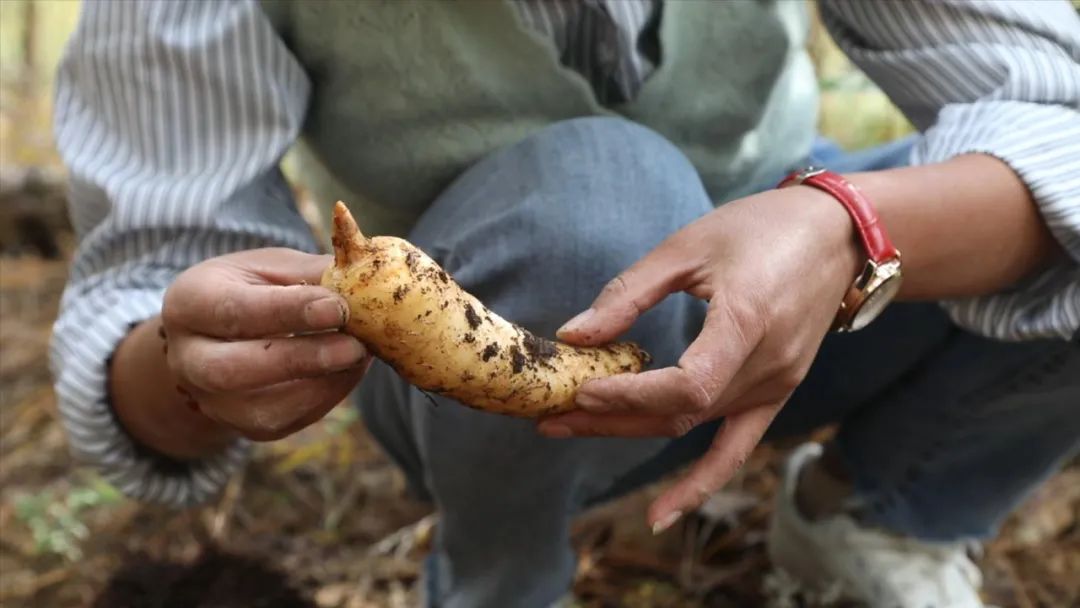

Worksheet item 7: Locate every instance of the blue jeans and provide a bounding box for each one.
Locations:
[357,118,1080,608]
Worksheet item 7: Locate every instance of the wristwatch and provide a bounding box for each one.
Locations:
[778,167,903,332]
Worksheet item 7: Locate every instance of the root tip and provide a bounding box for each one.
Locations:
[331,201,367,267]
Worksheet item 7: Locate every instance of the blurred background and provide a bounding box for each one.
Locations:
[0,1,1076,607]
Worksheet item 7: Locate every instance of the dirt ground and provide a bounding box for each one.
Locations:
[1,236,1078,608]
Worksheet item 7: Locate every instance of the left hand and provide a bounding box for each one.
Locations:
[539,186,863,532]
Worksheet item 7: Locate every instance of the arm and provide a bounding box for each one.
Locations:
[819,0,1080,339]
[51,0,355,506]
[842,153,1063,300]
[540,0,1080,530]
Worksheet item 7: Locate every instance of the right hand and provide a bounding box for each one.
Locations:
[161,248,369,441]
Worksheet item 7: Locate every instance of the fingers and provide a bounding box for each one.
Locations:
[537,410,702,438]
[222,249,335,287]
[538,382,783,439]
[573,368,717,416]
[178,333,368,393]
[647,403,781,534]
[573,298,763,416]
[158,248,363,443]
[557,240,701,345]
[201,365,366,442]
[168,280,349,339]
[164,249,347,339]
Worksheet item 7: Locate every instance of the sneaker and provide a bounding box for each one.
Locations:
[767,443,985,608]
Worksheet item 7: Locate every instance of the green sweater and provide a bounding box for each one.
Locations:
[262,0,818,237]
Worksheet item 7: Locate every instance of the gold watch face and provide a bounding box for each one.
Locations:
[849,268,903,331]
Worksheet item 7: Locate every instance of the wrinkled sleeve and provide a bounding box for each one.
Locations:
[819,0,1080,341]
[51,0,314,506]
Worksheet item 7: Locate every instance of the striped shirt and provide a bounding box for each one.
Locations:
[51,0,1080,506]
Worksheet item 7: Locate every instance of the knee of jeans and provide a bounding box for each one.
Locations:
[410,117,711,338]
[473,117,711,261]
[522,116,710,217]
[415,117,712,247]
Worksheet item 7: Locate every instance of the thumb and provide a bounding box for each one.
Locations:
[557,242,699,345]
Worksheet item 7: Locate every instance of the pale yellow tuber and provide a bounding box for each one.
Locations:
[321,201,649,417]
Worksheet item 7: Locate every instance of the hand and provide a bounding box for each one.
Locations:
[539,187,861,532]
[161,248,369,442]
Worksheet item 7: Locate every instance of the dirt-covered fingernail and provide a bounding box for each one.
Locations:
[557,308,595,337]
[304,296,349,329]
[319,337,367,371]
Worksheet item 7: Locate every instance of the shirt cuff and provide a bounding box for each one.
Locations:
[911,100,1080,341]
[50,287,249,507]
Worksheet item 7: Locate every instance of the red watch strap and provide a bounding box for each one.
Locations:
[778,170,898,264]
